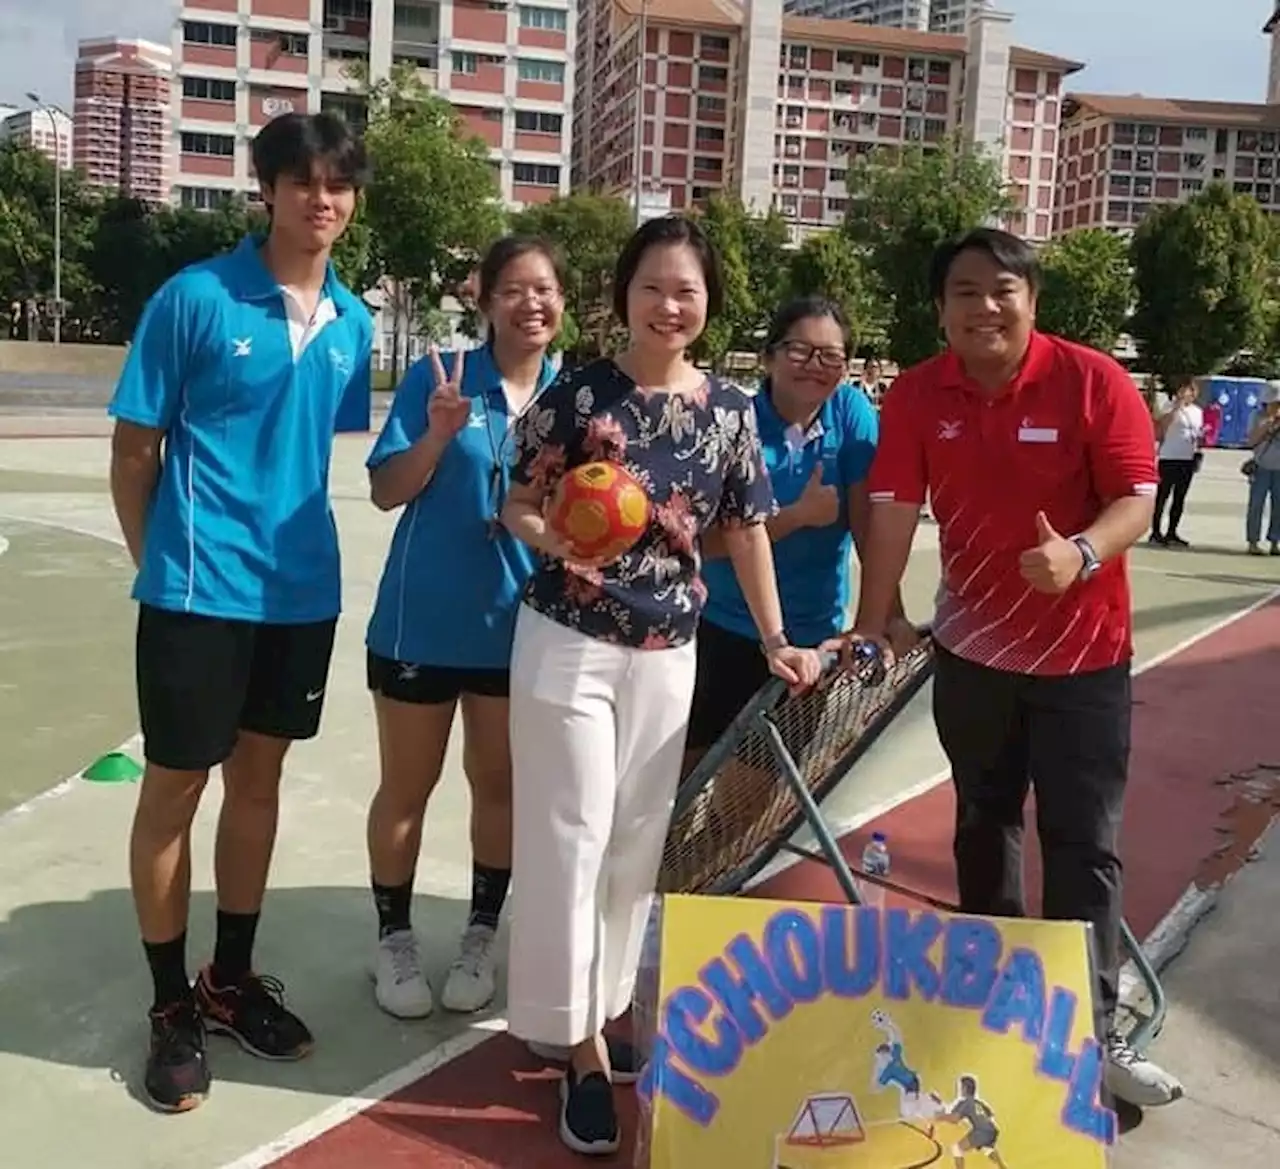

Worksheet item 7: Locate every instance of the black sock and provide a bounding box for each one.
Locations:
[144,933,192,1008]
[211,910,260,986]
[373,879,413,938]
[469,862,511,930]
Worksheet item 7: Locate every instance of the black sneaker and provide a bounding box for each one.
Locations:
[1148,532,1166,546]
[527,1034,643,1085]
[195,967,314,1061]
[144,998,210,1113]
[558,1067,620,1156]
[1165,534,1190,548]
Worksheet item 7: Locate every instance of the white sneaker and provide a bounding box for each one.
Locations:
[370,929,434,1019]
[440,922,499,1013]
[1104,1031,1184,1107]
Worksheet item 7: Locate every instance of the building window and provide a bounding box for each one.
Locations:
[182,21,237,47]
[702,34,729,54]
[697,95,726,115]
[182,77,237,102]
[517,58,565,83]
[453,51,479,73]
[699,65,727,86]
[252,29,308,55]
[860,53,880,68]
[513,162,560,185]
[515,109,562,133]
[392,2,433,29]
[179,186,233,210]
[693,155,722,173]
[328,0,372,18]
[180,131,235,156]
[482,107,504,122]
[518,5,567,30]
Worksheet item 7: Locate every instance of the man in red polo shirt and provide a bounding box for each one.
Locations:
[851,228,1182,1110]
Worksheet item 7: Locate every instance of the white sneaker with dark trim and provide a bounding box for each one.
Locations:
[370,930,434,1019]
[440,922,499,1013]
[1104,1031,1183,1108]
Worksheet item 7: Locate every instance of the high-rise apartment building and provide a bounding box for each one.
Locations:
[572,0,1078,242]
[74,38,173,204]
[0,108,73,169]
[782,0,986,36]
[172,0,574,211]
[1054,9,1280,235]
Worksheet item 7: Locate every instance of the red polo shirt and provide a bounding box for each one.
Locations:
[868,332,1157,676]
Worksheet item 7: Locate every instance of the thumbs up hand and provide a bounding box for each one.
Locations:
[792,464,840,529]
[1018,510,1086,595]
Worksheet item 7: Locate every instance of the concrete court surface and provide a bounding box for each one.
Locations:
[0,430,1275,1169]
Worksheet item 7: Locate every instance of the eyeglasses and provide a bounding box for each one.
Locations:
[778,340,848,370]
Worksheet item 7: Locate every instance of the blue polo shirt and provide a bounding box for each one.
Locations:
[366,345,557,669]
[701,381,879,646]
[108,236,373,624]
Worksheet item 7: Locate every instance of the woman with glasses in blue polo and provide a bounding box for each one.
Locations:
[362,236,564,1022]
[687,296,911,757]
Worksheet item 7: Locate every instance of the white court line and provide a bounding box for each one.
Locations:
[0,513,135,831]
[218,583,1280,1169]
[218,1020,509,1169]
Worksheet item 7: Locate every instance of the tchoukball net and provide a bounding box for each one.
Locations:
[658,637,936,898]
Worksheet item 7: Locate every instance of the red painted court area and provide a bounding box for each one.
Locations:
[272,600,1280,1169]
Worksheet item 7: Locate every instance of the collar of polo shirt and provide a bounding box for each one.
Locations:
[225,235,352,315]
[934,331,1056,398]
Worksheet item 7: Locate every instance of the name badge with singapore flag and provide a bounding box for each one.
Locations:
[1018,426,1059,444]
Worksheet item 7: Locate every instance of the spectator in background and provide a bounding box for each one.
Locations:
[1244,385,1280,556]
[858,357,888,407]
[1150,379,1204,548]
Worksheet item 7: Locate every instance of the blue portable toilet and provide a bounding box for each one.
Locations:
[1203,377,1267,448]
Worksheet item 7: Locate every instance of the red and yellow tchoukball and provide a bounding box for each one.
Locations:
[548,461,651,563]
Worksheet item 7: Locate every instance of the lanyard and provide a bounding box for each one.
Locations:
[481,378,542,538]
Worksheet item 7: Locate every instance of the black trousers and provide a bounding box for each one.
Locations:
[1153,457,1196,536]
[932,646,1130,1032]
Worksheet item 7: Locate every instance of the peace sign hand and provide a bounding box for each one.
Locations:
[426,346,471,441]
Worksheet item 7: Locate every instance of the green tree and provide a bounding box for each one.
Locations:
[0,141,100,337]
[361,66,504,379]
[1035,228,1133,355]
[509,192,633,358]
[695,196,793,361]
[787,229,884,354]
[844,137,1011,367]
[1129,183,1277,387]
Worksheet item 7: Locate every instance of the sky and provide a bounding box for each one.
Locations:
[0,0,1272,113]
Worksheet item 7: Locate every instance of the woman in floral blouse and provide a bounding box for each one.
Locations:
[500,215,823,1156]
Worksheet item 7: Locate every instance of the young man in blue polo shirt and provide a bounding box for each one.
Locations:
[107,112,372,1113]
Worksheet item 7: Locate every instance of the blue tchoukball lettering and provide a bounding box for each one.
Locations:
[651,907,1113,1146]
[763,909,824,1003]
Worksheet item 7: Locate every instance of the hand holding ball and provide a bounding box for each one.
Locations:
[548,461,651,564]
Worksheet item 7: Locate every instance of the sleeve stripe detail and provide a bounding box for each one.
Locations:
[868,491,897,502]
[1131,483,1157,496]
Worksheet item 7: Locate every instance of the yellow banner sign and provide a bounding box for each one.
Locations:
[637,895,1113,1169]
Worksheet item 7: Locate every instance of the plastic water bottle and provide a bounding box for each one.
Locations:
[859,832,891,908]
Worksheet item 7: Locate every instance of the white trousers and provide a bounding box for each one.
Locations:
[507,605,697,1047]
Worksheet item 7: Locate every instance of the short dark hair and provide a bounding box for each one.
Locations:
[959,1076,977,1095]
[763,296,852,355]
[929,227,1041,302]
[475,235,566,310]
[612,215,724,324]
[251,111,370,194]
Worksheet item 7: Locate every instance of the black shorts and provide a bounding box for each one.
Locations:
[367,651,510,704]
[685,620,773,752]
[136,604,337,772]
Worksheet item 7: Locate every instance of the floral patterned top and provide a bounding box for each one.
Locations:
[510,357,777,650]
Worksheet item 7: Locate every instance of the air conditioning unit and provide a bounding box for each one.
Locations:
[323,16,342,31]
[786,115,801,127]
[783,173,798,186]
[785,143,799,156]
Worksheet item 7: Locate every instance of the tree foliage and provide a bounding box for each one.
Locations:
[509,191,633,358]
[787,229,883,354]
[844,137,1011,367]
[361,66,505,377]
[1035,228,1133,354]
[1129,183,1277,386]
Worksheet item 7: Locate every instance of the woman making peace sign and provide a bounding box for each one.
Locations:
[363,236,564,1020]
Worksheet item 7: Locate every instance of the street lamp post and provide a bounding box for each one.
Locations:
[26,91,62,345]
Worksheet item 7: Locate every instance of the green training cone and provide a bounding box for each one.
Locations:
[82,751,143,784]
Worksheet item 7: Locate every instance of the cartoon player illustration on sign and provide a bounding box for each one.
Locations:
[940,1076,1009,1167]
[870,1009,946,1133]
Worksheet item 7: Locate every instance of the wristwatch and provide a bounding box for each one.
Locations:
[761,630,790,655]
[1070,535,1102,582]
